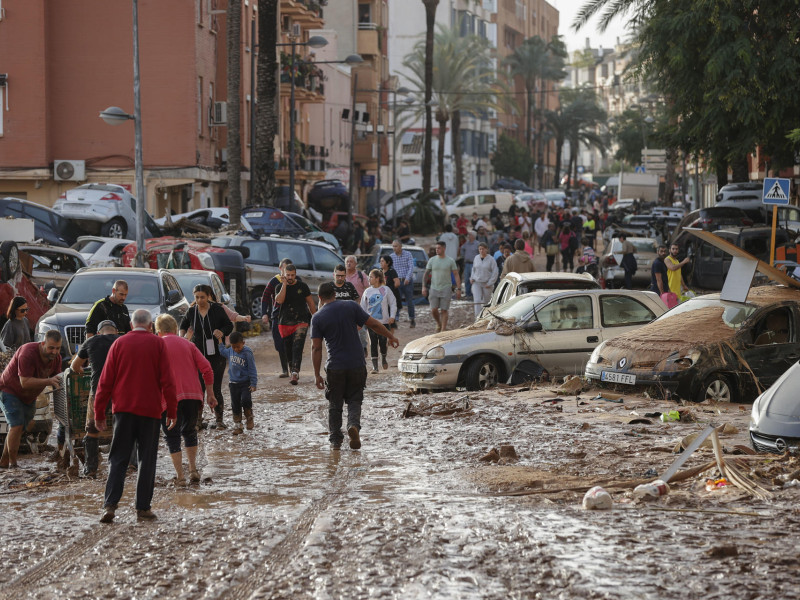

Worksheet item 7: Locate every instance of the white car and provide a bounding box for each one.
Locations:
[399,289,666,391]
[53,183,162,239]
[71,236,135,267]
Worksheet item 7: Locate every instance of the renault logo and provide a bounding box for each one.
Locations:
[776,438,787,452]
[618,357,627,369]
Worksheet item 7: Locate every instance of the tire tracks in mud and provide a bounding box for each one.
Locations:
[0,524,121,599]
[222,463,360,600]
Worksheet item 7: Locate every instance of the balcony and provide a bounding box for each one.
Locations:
[357,27,380,57]
[280,0,324,28]
[354,139,377,168]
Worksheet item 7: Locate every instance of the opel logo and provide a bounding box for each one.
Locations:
[776,438,787,452]
[618,357,627,369]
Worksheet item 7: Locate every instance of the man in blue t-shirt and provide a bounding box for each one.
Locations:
[310,282,399,450]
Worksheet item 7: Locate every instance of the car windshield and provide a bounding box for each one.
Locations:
[72,240,104,253]
[59,273,161,305]
[518,279,599,293]
[172,273,212,299]
[655,298,757,329]
[488,293,547,322]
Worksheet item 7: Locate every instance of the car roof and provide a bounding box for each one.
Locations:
[213,233,333,248]
[516,288,656,303]
[1,197,59,211]
[76,235,134,243]
[374,243,426,252]
[74,266,166,275]
[502,271,596,284]
[170,268,218,277]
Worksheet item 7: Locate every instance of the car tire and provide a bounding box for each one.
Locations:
[0,241,20,280]
[698,373,736,403]
[464,356,501,391]
[250,286,265,318]
[101,218,127,239]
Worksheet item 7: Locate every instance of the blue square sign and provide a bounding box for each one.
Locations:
[763,177,791,205]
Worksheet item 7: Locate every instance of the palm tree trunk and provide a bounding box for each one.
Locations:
[663,147,678,205]
[554,138,564,188]
[451,110,464,194]
[254,0,278,206]
[526,87,533,151]
[227,0,242,226]
[437,117,447,192]
[422,0,439,196]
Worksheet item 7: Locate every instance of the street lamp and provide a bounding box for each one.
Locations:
[99,0,145,268]
[391,85,411,228]
[276,35,329,203]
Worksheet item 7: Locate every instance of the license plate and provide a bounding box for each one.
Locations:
[402,362,418,373]
[601,371,636,385]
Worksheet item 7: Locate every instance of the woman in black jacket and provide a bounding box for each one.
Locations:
[180,284,234,429]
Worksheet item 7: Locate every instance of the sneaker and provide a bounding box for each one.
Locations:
[347,425,361,450]
[136,509,157,521]
[290,372,299,385]
[100,505,116,524]
[189,470,201,483]
[410,320,416,328]
[371,367,379,374]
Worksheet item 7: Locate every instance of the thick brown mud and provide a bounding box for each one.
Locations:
[1,300,799,599]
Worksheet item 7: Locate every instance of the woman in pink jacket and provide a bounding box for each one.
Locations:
[155,314,216,485]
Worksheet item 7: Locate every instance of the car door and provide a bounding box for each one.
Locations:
[740,307,800,388]
[310,245,344,283]
[273,241,316,290]
[241,240,274,292]
[692,239,727,289]
[515,295,599,376]
[598,294,659,340]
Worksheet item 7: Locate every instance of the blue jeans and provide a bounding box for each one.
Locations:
[104,412,161,511]
[463,262,473,296]
[325,367,367,445]
[399,281,415,321]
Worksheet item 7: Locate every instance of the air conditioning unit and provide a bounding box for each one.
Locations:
[292,23,301,37]
[54,160,86,182]
[212,101,227,125]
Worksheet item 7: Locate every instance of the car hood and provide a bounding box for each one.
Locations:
[753,363,800,425]
[39,302,158,327]
[403,320,516,355]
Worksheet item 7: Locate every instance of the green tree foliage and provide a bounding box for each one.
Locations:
[609,108,656,166]
[575,1,800,183]
[490,134,534,183]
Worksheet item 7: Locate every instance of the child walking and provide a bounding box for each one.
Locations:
[219,331,258,435]
[359,269,397,373]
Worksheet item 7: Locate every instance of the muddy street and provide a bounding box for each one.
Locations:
[1,302,800,599]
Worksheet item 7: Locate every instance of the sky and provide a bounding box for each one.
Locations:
[549,0,634,53]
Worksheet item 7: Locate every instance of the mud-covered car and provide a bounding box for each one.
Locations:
[749,361,800,453]
[585,286,800,403]
[478,271,600,319]
[399,289,665,392]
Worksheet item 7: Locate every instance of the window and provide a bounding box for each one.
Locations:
[311,246,343,273]
[478,194,496,206]
[274,242,311,269]
[23,204,55,228]
[242,241,270,264]
[537,296,593,331]
[1,201,25,219]
[358,3,371,24]
[198,77,204,135]
[460,196,476,207]
[496,281,511,306]
[600,295,656,327]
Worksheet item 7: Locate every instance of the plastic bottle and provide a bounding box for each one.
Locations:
[582,486,613,510]
[633,479,670,498]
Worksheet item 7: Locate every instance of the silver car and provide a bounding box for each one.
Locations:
[53,183,161,239]
[19,244,88,290]
[398,289,666,392]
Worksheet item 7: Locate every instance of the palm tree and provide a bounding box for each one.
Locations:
[504,35,567,161]
[545,87,607,188]
[402,26,502,193]
[253,0,279,206]
[421,0,440,196]
[226,0,242,227]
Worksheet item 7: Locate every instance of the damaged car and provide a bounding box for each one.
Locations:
[399,289,665,392]
[585,286,800,403]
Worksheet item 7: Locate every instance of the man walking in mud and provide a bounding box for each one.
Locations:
[95,309,177,523]
[310,283,399,450]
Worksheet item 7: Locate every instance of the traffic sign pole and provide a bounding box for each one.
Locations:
[770,205,778,266]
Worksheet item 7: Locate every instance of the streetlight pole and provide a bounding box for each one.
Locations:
[348,72,358,223]
[249,16,256,206]
[131,0,145,267]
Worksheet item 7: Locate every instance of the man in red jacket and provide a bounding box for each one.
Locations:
[94,309,178,523]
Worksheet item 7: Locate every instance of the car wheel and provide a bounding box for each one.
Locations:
[250,286,265,318]
[464,356,501,391]
[101,218,127,238]
[0,241,20,280]
[698,374,736,403]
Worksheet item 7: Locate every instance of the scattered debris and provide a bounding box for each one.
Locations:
[480,448,500,463]
[498,445,518,460]
[633,479,670,499]
[660,410,681,422]
[557,376,583,395]
[592,394,623,404]
[582,486,613,510]
[705,478,730,491]
[628,418,653,425]
[480,445,519,464]
[402,396,472,418]
[706,545,739,558]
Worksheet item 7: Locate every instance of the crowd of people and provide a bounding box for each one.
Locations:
[0,256,405,522]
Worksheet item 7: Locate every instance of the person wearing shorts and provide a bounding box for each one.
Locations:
[422,241,461,333]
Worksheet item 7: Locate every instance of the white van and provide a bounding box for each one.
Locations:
[446,190,515,219]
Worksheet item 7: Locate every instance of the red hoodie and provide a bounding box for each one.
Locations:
[94,329,178,421]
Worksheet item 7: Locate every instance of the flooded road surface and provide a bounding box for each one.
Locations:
[2,311,800,599]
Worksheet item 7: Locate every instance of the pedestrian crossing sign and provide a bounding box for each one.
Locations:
[762,177,790,205]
